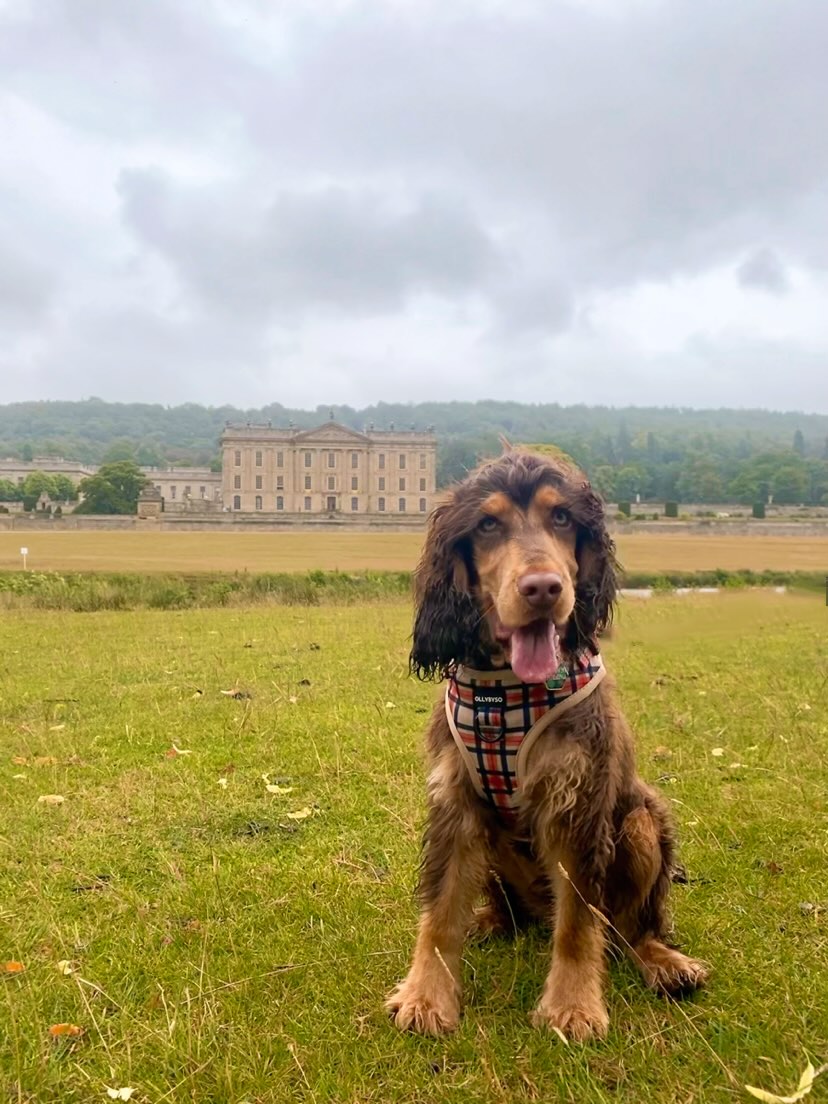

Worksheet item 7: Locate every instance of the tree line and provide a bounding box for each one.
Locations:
[2,398,828,504]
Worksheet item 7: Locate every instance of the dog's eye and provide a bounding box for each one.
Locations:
[551,507,572,528]
[477,515,500,533]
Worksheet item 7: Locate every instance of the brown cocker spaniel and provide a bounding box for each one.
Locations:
[387,449,707,1040]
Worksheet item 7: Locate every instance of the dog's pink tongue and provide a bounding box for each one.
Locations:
[509,621,560,684]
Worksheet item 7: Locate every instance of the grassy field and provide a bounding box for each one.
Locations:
[1,528,827,574]
[1,591,826,1103]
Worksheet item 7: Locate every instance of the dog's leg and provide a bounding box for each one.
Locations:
[386,783,490,1035]
[611,802,709,996]
[530,857,609,1041]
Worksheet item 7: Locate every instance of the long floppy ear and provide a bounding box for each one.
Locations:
[410,499,481,680]
[569,487,618,651]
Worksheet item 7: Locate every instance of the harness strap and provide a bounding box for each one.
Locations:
[445,652,606,824]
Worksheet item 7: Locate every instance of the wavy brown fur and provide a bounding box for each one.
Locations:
[388,449,708,1040]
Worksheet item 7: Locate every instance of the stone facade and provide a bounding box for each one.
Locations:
[221,420,438,516]
[143,467,222,507]
[0,456,96,486]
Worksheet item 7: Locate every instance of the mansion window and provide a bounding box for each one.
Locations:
[255,495,262,510]
[351,476,358,490]
[378,477,385,491]
[170,486,177,499]
[255,450,263,467]
[327,476,335,490]
[351,452,358,468]
[304,475,311,490]
[234,475,241,489]
[304,452,312,467]
[399,498,406,512]
[399,454,406,469]
[419,478,426,491]
[304,496,312,511]
[276,451,284,467]
[199,486,206,498]
[419,454,426,469]
[184,485,191,496]
[419,498,427,512]
[327,452,336,468]
[234,450,241,466]
[255,476,263,489]
[276,476,284,490]
[351,497,358,511]
[399,478,405,491]
[233,495,241,510]
[378,454,385,469]
[378,497,385,512]
[276,496,284,510]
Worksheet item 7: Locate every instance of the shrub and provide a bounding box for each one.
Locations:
[664,501,679,518]
[752,502,766,519]
[618,501,631,517]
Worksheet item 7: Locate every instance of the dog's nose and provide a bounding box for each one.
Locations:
[517,572,563,608]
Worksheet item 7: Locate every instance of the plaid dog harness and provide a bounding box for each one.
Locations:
[445,649,605,825]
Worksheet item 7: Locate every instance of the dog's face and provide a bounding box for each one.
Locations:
[411,451,617,681]
[470,483,579,683]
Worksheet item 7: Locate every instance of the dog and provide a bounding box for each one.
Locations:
[386,448,708,1040]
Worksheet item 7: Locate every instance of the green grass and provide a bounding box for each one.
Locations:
[1,592,827,1103]
[0,567,824,613]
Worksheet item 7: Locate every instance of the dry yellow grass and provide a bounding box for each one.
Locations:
[0,527,825,574]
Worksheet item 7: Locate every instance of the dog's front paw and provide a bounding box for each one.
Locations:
[386,974,460,1035]
[635,941,710,997]
[530,996,609,1042]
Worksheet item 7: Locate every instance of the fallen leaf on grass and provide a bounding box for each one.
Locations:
[220,688,252,700]
[49,724,65,732]
[711,748,724,757]
[56,960,75,975]
[266,784,293,795]
[12,774,26,781]
[746,1061,823,1103]
[37,794,65,806]
[49,1023,83,1038]
[11,756,27,766]
[34,756,58,767]
[285,807,314,821]
[3,961,25,975]
[106,1089,134,1101]
[217,777,228,789]
[384,701,397,709]
[288,696,298,705]
[164,745,192,758]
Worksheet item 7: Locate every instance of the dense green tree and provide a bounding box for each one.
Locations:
[51,474,79,501]
[20,443,33,461]
[0,478,21,501]
[792,429,805,456]
[772,463,808,504]
[22,471,58,499]
[74,461,148,515]
[102,439,138,463]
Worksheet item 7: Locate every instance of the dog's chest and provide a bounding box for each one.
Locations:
[445,650,605,826]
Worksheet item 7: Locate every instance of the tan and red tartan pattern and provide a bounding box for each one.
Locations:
[446,648,603,825]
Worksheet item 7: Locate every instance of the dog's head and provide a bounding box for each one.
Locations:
[411,450,617,681]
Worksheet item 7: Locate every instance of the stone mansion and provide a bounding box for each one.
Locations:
[220,420,438,516]
[2,419,438,520]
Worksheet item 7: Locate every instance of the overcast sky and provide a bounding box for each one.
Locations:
[1,0,826,413]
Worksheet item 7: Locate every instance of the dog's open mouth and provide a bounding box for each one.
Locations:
[495,618,561,684]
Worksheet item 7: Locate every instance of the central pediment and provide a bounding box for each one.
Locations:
[293,422,370,444]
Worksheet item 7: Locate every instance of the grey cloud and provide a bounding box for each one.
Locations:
[118,169,498,318]
[0,242,56,326]
[1,0,827,407]
[737,248,790,294]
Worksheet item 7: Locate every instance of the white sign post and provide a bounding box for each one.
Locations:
[20,546,28,570]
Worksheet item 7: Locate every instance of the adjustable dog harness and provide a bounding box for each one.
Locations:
[445,648,605,826]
